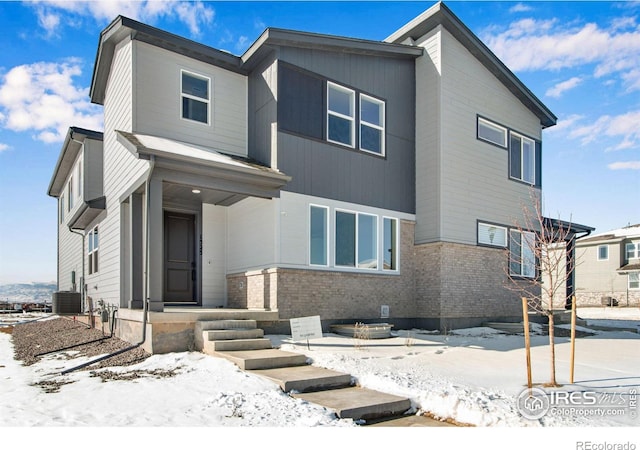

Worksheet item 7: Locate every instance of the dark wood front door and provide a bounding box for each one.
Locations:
[163,211,195,303]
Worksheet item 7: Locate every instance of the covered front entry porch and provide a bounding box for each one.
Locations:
[116,131,290,320]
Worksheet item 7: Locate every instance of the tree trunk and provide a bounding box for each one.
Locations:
[548,312,558,386]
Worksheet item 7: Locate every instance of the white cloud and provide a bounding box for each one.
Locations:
[608,161,640,170]
[545,77,583,98]
[482,17,640,92]
[29,0,215,37]
[0,60,103,144]
[509,3,533,14]
[566,110,640,150]
[0,143,9,153]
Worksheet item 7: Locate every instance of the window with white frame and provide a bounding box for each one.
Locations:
[597,245,609,261]
[383,217,398,271]
[88,226,99,275]
[629,272,639,290]
[309,205,328,266]
[509,230,536,278]
[360,94,385,155]
[327,82,355,147]
[335,211,378,269]
[478,222,508,247]
[77,158,83,200]
[477,117,507,148]
[510,132,536,185]
[626,243,639,260]
[181,70,210,124]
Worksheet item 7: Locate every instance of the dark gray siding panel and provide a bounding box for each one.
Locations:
[279,64,324,140]
[248,51,278,166]
[276,48,416,214]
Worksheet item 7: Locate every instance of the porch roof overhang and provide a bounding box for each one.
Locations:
[542,217,595,242]
[116,131,291,202]
[618,263,640,274]
[68,196,106,230]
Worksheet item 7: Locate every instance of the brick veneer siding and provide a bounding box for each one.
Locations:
[575,291,640,307]
[414,241,533,329]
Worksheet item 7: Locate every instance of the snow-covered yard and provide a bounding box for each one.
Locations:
[1,307,638,448]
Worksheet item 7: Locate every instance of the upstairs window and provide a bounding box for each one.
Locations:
[477,117,507,148]
[626,243,639,260]
[510,132,536,185]
[88,226,99,274]
[60,194,65,223]
[181,70,210,124]
[597,245,609,261]
[68,177,74,211]
[360,94,385,155]
[327,82,355,147]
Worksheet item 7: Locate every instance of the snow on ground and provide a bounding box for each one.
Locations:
[1,308,639,449]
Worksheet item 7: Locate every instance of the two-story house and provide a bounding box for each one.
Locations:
[575,224,640,307]
[48,3,563,353]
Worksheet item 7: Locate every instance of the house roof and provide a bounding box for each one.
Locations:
[47,127,104,198]
[577,224,640,245]
[385,2,557,128]
[618,263,640,273]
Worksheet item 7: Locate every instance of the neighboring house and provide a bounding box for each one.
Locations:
[575,224,640,307]
[48,3,570,352]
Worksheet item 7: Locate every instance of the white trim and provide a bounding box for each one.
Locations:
[509,229,536,278]
[629,272,639,290]
[477,117,507,148]
[359,93,385,156]
[625,242,639,260]
[180,69,211,126]
[327,81,355,148]
[510,131,536,185]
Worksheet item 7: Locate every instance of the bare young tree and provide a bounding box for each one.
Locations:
[506,191,577,387]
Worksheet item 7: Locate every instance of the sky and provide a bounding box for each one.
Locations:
[1,309,639,441]
[0,0,639,284]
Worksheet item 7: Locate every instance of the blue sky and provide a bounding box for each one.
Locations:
[0,1,639,284]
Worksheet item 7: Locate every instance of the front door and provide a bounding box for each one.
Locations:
[163,211,196,303]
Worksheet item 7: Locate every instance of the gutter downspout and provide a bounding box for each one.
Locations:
[61,156,156,375]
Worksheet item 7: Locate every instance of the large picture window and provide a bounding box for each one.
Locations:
[309,205,328,266]
[327,82,355,147]
[335,211,378,270]
[360,94,385,155]
[88,226,99,275]
[181,70,210,124]
[509,230,536,278]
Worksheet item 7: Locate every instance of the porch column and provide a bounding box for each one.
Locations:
[129,193,144,309]
[147,177,164,312]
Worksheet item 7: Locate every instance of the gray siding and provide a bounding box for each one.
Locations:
[83,139,103,201]
[415,27,543,245]
[254,48,416,214]
[248,52,278,167]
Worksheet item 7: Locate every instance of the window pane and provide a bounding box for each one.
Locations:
[310,206,327,265]
[598,245,608,260]
[183,98,208,123]
[328,115,352,146]
[328,85,353,117]
[335,211,356,267]
[522,231,536,278]
[360,125,382,154]
[509,231,522,276]
[383,218,397,270]
[478,119,506,147]
[182,73,208,99]
[358,214,377,269]
[478,223,507,247]
[94,251,98,273]
[510,134,522,180]
[88,231,93,253]
[522,138,535,184]
[626,243,637,259]
[94,227,99,249]
[361,97,382,126]
[630,273,639,289]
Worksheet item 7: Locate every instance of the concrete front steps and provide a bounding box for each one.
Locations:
[195,318,412,422]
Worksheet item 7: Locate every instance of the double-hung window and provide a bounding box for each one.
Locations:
[360,94,385,155]
[626,243,639,260]
[335,211,378,269]
[327,82,355,147]
[597,245,609,261]
[181,70,210,124]
[629,273,640,290]
[88,226,99,275]
[510,132,536,185]
[509,229,536,278]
